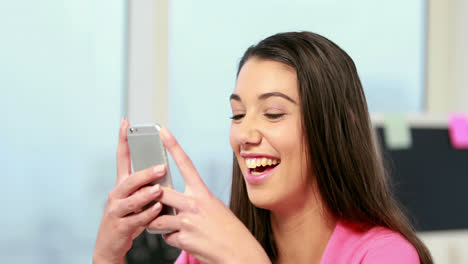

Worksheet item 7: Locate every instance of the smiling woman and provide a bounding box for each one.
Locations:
[94,32,433,264]
[227,32,433,264]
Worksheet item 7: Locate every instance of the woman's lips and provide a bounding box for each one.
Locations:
[245,164,279,184]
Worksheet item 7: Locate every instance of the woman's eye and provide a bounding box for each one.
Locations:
[265,113,285,119]
[230,114,245,120]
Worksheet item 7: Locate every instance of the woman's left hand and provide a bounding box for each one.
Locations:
[147,128,270,264]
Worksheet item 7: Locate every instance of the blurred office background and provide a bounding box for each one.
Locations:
[1,0,467,263]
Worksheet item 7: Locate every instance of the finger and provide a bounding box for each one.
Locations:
[114,164,166,198]
[125,202,164,230]
[115,184,162,217]
[159,187,193,211]
[162,232,178,248]
[116,118,131,185]
[159,127,206,189]
[147,214,181,232]
[162,231,191,250]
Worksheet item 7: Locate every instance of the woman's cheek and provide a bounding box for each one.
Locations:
[229,126,239,151]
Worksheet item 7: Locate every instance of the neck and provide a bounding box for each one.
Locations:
[270,193,337,264]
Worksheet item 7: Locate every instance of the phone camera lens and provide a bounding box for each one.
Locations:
[129,128,134,133]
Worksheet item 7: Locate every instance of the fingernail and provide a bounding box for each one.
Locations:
[152,202,161,211]
[153,164,165,174]
[150,184,160,194]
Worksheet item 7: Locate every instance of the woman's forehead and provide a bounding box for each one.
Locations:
[234,58,299,100]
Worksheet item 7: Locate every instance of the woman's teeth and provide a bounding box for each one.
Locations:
[245,158,279,169]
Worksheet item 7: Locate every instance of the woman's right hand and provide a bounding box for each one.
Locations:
[93,118,165,264]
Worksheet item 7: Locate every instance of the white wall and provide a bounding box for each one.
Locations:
[127,0,169,126]
[127,0,157,124]
[427,0,468,112]
[419,230,468,264]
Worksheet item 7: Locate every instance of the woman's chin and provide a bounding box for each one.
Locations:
[246,187,280,211]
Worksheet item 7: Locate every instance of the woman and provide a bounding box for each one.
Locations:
[94,32,433,264]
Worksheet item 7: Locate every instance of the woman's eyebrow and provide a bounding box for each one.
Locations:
[230,94,241,102]
[229,92,297,104]
[258,92,297,104]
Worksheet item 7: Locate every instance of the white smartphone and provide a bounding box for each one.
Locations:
[127,123,177,234]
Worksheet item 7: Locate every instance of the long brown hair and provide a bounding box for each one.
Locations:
[229,32,432,263]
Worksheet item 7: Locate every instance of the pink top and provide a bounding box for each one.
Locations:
[174,219,420,264]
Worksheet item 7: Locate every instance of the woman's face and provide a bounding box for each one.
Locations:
[229,58,314,211]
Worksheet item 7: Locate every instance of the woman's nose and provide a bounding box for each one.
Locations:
[236,117,262,148]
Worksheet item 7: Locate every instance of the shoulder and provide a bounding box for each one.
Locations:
[322,220,420,264]
[360,225,420,264]
[174,251,203,264]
